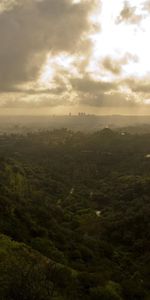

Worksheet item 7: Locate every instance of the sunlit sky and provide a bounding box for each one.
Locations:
[0,0,150,115]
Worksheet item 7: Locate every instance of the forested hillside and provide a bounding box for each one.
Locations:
[0,128,150,300]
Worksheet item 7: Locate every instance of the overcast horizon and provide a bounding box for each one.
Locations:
[1,0,150,115]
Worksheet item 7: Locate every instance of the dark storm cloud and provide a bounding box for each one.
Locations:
[0,0,97,90]
[117,1,142,24]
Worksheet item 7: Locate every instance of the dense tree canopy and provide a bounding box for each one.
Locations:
[0,129,150,299]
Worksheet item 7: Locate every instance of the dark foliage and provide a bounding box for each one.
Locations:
[0,128,150,299]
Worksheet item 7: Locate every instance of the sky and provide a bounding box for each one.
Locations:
[0,0,150,115]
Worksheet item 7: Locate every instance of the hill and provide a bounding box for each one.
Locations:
[0,129,150,299]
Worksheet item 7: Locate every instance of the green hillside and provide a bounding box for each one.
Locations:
[0,129,150,299]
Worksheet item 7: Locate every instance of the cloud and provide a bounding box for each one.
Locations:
[5,86,66,95]
[126,78,150,94]
[0,0,17,12]
[117,1,142,24]
[68,73,145,108]
[143,1,150,12]
[79,91,138,107]
[0,93,71,108]
[0,0,97,91]
[0,0,149,113]
[102,57,122,75]
[70,75,138,107]
[71,76,116,93]
[102,54,138,75]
